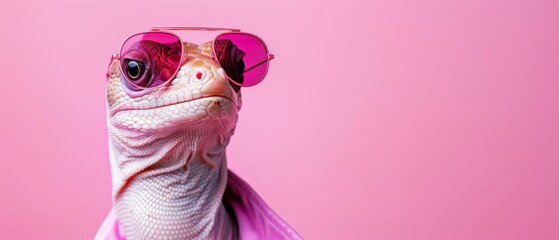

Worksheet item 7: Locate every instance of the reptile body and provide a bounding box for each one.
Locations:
[95,41,302,240]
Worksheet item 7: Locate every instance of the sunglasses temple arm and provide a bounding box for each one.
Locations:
[243,54,275,73]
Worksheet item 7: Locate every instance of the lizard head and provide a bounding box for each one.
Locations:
[106,41,243,137]
[104,38,264,239]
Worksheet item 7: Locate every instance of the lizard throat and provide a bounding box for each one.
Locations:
[108,124,238,239]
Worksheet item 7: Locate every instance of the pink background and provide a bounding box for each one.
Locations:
[1,0,558,239]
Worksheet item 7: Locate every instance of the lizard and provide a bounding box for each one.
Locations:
[95,40,302,240]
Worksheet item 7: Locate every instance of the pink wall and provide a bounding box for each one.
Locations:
[1,0,558,239]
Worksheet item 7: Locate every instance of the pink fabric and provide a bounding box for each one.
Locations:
[95,170,302,240]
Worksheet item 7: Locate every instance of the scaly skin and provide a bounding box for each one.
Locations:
[105,41,241,240]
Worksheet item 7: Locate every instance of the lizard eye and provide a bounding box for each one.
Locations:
[121,51,152,89]
[126,60,145,80]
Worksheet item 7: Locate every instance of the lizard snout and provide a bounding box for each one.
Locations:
[199,68,238,106]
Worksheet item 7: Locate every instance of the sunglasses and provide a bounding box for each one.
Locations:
[113,27,274,91]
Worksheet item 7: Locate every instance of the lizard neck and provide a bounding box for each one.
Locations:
[108,125,237,239]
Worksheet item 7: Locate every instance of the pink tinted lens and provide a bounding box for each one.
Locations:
[120,32,182,89]
[214,33,269,87]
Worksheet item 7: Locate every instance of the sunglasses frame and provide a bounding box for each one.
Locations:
[112,27,275,90]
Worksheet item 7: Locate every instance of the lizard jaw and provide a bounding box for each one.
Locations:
[109,96,237,132]
[110,94,235,117]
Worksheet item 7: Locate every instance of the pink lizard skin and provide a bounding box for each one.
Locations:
[95,41,302,240]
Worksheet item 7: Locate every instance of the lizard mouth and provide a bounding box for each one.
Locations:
[110,95,236,117]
